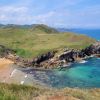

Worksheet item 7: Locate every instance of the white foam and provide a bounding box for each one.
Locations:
[79,60,87,64]
[20,81,24,85]
[61,63,71,68]
[90,55,94,57]
[25,75,27,78]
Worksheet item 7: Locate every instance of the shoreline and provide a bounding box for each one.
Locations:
[34,54,100,71]
[0,55,99,88]
[21,54,99,71]
[2,53,100,72]
[0,42,99,71]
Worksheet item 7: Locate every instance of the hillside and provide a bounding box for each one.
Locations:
[0,24,96,58]
[0,83,100,100]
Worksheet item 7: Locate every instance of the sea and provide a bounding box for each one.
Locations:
[58,28,100,40]
[29,57,100,88]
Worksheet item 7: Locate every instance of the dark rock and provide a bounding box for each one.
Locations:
[82,42,100,56]
[32,51,56,65]
[59,50,78,62]
[59,42,100,63]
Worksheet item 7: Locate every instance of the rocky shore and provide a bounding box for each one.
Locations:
[0,42,100,69]
[31,41,100,69]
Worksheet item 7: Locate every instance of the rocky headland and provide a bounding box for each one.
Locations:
[0,41,100,69]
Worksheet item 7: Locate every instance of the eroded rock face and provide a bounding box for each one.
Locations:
[29,42,100,68]
[32,51,56,66]
[59,50,78,62]
[83,42,100,56]
[59,42,100,63]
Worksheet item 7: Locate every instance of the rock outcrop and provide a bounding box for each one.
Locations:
[0,42,100,69]
[26,42,100,69]
[32,51,56,66]
[82,42,100,56]
[59,42,100,64]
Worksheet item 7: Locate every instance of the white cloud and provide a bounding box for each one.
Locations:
[0,6,29,24]
[0,15,7,20]
[34,11,56,23]
[0,0,100,28]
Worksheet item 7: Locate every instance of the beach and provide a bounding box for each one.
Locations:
[0,58,14,82]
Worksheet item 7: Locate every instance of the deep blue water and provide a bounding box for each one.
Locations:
[70,29,100,40]
[58,28,100,40]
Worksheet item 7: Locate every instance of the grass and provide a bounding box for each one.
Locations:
[0,83,48,100]
[0,83,100,100]
[0,25,96,58]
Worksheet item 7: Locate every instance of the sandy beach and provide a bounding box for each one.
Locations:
[0,58,14,82]
[0,58,50,87]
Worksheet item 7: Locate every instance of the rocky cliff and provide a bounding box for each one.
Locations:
[31,42,100,69]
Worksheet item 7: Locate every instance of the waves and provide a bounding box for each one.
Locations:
[79,60,88,64]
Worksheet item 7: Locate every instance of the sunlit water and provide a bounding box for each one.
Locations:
[51,57,100,88]
[22,57,100,88]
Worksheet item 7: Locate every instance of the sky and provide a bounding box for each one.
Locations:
[0,0,100,28]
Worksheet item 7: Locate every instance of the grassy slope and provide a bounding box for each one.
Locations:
[0,25,96,58]
[0,83,100,100]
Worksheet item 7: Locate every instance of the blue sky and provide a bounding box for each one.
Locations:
[0,0,100,28]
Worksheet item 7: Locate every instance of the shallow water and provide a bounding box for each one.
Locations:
[50,57,100,88]
[19,57,100,88]
[28,57,100,88]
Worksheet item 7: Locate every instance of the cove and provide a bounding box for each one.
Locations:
[19,57,100,88]
[29,57,100,88]
[52,57,100,88]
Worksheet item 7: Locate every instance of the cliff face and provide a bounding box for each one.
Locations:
[31,42,100,69]
[61,42,100,59]
[82,42,100,56]
[59,42,100,62]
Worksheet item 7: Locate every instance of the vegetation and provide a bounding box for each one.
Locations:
[0,24,96,58]
[0,83,100,100]
[0,83,48,100]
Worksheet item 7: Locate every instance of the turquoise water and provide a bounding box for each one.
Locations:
[23,57,100,88]
[46,57,100,88]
